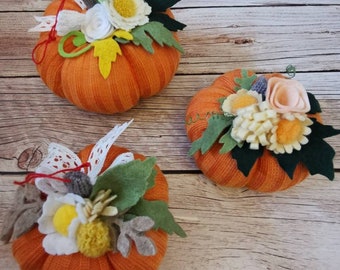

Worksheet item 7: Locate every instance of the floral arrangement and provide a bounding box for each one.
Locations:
[188,69,340,182]
[30,0,185,79]
[1,121,185,266]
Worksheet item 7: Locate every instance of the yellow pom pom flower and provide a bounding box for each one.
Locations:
[77,220,111,258]
[268,113,313,154]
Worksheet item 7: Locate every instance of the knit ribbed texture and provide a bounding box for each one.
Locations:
[186,69,310,192]
[12,145,169,269]
[35,0,180,114]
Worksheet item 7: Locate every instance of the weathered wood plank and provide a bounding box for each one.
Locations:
[1,6,340,75]
[1,0,339,12]
[0,75,339,172]
[1,173,340,270]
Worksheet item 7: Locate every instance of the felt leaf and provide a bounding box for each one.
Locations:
[113,29,133,41]
[91,158,157,212]
[128,199,186,237]
[144,0,180,11]
[189,115,233,156]
[300,138,336,180]
[132,22,184,54]
[219,128,239,154]
[231,144,264,176]
[307,92,322,114]
[92,37,122,79]
[149,13,186,31]
[130,216,155,232]
[12,206,42,239]
[117,233,131,257]
[72,32,87,47]
[273,151,301,179]
[309,119,340,139]
[146,169,157,190]
[134,235,156,256]
[234,69,257,91]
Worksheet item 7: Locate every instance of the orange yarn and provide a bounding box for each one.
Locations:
[35,0,181,114]
[186,69,311,192]
[12,145,169,270]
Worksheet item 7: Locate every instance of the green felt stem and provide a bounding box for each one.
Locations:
[58,31,93,58]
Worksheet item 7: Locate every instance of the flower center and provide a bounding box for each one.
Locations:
[231,95,258,113]
[53,204,77,236]
[276,119,303,144]
[114,0,137,18]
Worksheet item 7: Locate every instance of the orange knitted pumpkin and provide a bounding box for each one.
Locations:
[1,122,185,269]
[186,69,339,192]
[31,0,185,114]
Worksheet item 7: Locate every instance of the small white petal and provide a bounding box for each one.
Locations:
[43,233,78,255]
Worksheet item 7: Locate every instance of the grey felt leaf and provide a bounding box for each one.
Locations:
[117,233,132,258]
[0,184,43,243]
[12,205,42,239]
[134,235,156,256]
[130,216,155,232]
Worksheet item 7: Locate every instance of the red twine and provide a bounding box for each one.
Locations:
[31,0,67,64]
[14,162,91,186]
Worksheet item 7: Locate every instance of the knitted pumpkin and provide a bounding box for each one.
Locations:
[30,0,185,114]
[1,121,185,270]
[186,69,340,192]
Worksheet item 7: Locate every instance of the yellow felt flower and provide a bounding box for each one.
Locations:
[268,113,313,154]
[77,220,111,258]
[231,101,279,150]
[222,89,262,116]
[103,0,152,31]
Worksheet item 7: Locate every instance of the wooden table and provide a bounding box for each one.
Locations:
[1,1,340,269]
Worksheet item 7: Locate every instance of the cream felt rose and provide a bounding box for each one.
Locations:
[81,4,115,43]
[266,77,311,114]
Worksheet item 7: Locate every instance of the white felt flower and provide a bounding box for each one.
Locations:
[103,0,151,31]
[81,4,115,42]
[222,89,263,116]
[38,193,85,255]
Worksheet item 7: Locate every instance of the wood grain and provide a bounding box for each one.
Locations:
[1,0,340,269]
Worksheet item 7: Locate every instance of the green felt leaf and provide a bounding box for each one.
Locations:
[273,151,301,179]
[132,22,184,54]
[310,119,340,139]
[128,199,186,237]
[72,32,87,47]
[218,128,239,154]
[149,13,186,31]
[146,169,157,190]
[231,144,264,176]
[145,0,180,11]
[91,158,157,212]
[115,37,130,44]
[189,115,233,156]
[300,138,336,180]
[234,69,257,91]
[307,92,322,114]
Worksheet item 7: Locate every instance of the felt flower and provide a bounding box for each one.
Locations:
[103,0,152,31]
[266,77,311,114]
[222,89,263,116]
[77,220,112,258]
[231,101,279,150]
[37,193,85,255]
[268,113,313,154]
[81,4,115,43]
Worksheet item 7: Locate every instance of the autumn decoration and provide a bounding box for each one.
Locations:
[30,0,186,114]
[1,121,186,270]
[186,69,340,192]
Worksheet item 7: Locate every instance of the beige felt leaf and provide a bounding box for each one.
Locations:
[92,37,122,79]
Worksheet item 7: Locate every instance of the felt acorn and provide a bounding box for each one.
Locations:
[30,0,185,114]
[186,69,340,192]
[1,121,185,270]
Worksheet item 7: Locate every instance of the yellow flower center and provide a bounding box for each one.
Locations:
[53,204,77,236]
[77,220,111,258]
[276,119,303,144]
[114,0,136,18]
[231,95,258,113]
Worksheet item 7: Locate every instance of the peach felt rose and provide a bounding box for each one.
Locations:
[266,77,310,114]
